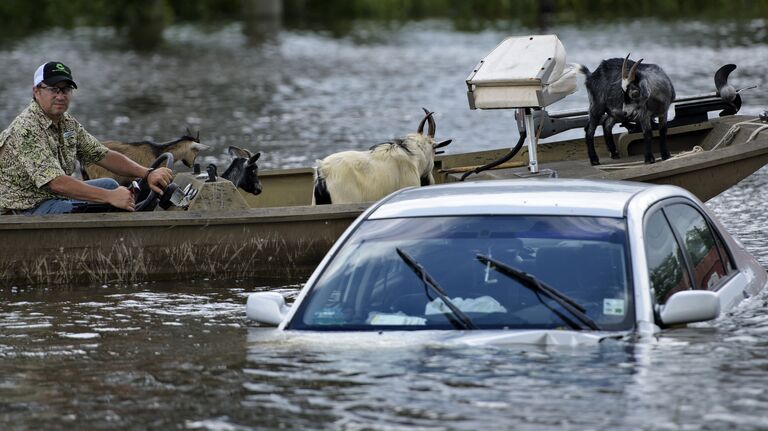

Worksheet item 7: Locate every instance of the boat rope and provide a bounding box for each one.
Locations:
[712,118,766,150]
[599,146,706,170]
[746,124,768,144]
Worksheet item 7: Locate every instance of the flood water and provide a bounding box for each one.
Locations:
[1,18,766,169]
[2,15,768,430]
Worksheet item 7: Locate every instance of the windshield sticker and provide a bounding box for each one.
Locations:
[313,307,346,325]
[603,298,625,316]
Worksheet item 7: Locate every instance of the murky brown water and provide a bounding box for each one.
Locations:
[1,17,768,431]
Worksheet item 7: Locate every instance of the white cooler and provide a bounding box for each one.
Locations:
[467,34,576,109]
[466,34,577,174]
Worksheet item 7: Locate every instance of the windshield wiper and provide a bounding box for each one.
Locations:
[396,248,477,330]
[476,254,601,331]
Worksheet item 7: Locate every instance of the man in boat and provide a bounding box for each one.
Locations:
[0,61,173,215]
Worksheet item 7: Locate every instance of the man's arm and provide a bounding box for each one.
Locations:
[47,175,135,211]
[96,150,173,194]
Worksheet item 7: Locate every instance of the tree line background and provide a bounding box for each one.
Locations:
[1,0,765,49]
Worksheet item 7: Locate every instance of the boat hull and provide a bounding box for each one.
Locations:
[438,115,768,202]
[2,115,767,286]
[0,204,366,286]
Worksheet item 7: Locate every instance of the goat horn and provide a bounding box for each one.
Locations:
[421,107,436,138]
[421,108,437,138]
[417,111,428,134]
[621,53,631,80]
[628,58,643,82]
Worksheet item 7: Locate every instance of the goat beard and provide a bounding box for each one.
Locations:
[621,100,650,122]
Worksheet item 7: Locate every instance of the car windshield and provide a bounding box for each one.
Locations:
[288,215,633,331]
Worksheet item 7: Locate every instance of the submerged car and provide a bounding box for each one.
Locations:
[246,179,767,345]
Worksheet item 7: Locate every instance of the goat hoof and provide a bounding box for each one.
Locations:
[590,159,601,166]
[661,153,671,160]
[645,157,656,164]
[611,153,621,160]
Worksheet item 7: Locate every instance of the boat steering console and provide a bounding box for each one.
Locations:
[72,152,198,213]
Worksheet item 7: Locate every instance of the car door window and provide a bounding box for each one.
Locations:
[664,204,730,290]
[644,210,691,304]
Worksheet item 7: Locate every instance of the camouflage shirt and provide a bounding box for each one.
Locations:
[0,101,108,210]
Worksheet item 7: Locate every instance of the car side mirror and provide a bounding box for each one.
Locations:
[658,290,720,326]
[246,292,289,326]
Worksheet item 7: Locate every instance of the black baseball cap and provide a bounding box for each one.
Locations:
[34,61,77,89]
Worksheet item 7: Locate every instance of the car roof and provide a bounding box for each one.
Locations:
[368,179,656,219]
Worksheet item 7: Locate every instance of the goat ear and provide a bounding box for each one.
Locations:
[191,142,210,151]
[248,152,261,164]
[434,139,452,149]
[639,79,652,99]
[228,145,252,159]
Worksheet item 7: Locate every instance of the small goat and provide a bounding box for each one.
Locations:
[312,108,451,205]
[221,146,262,196]
[85,130,209,184]
[577,54,676,165]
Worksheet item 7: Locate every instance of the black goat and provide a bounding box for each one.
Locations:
[221,146,262,196]
[578,54,676,165]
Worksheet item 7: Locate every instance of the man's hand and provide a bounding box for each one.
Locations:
[147,167,174,195]
[105,186,135,211]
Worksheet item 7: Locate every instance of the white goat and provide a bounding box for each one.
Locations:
[312,109,451,205]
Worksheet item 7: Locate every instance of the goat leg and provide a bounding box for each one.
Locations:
[658,115,671,160]
[602,116,620,159]
[641,118,656,164]
[584,112,602,165]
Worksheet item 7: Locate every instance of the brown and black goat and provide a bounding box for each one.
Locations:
[85,130,209,185]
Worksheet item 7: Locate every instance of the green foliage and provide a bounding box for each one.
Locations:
[282,0,768,22]
[1,0,766,46]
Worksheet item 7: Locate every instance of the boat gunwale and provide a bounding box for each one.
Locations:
[0,203,369,230]
[600,133,768,181]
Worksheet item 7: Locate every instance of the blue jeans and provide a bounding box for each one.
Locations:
[24,178,120,215]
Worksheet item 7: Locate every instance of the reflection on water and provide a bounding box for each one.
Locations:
[1,16,768,431]
[709,166,768,267]
[0,171,766,429]
[2,274,768,429]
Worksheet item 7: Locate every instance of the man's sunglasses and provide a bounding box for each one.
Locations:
[38,85,75,96]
